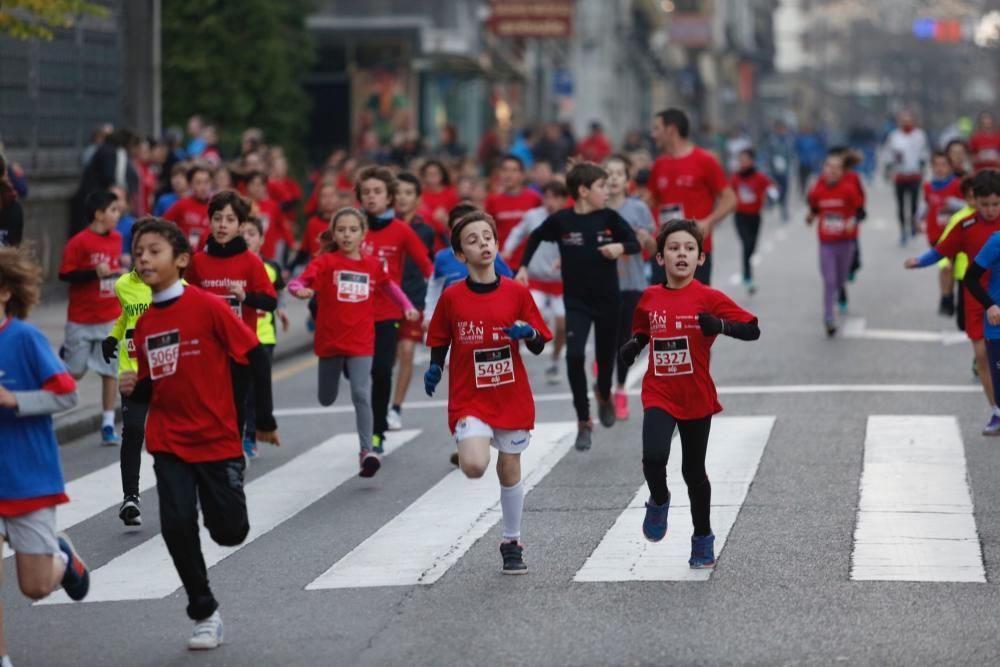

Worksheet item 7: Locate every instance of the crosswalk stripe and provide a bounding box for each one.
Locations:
[39,430,420,605]
[851,416,985,582]
[305,421,577,589]
[573,416,774,582]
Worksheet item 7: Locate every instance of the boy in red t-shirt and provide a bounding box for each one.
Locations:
[163,165,213,252]
[619,219,759,568]
[923,151,966,316]
[246,171,295,263]
[425,210,552,574]
[729,148,776,293]
[484,155,543,269]
[58,190,123,446]
[119,219,280,651]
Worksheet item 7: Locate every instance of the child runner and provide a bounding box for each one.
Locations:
[806,153,863,336]
[289,182,337,271]
[388,172,437,431]
[424,210,552,574]
[923,150,966,316]
[963,222,1000,435]
[418,159,458,244]
[289,207,417,476]
[606,154,657,420]
[485,155,543,269]
[517,162,640,450]
[618,219,759,568]
[58,190,123,446]
[246,171,295,265]
[938,176,978,341]
[729,148,777,295]
[1,245,90,667]
[119,219,280,650]
[152,162,189,217]
[163,165,213,252]
[906,169,1000,434]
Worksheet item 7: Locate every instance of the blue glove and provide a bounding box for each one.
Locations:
[502,322,536,341]
[424,363,443,397]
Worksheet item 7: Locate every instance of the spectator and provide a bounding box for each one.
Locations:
[82,122,113,167]
[70,128,139,236]
[578,121,612,163]
[0,133,27,200]
[438,123,466,158]
[509,128,535,169]
[0,151,24,247]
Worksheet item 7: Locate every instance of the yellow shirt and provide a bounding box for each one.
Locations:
[256,261,279,346]
[937,204,975,279]
[109,272,152,374]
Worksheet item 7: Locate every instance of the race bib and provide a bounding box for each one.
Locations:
[821,213,848,235]
[659,203,684,226]
[188,227,202,248]
[224,294,242,317]
[980,148,999,162]
[652,336,693,376]
[473,345,515,388]
[146,330,180,379]
[336,270,371,303]
[99,277,116,298]
[738,185,757,204]
[125,329,137,360]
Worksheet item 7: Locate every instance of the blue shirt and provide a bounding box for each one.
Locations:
[431,249,513,291]
[974,232,1000,339]
[117,214,137,255]
[153,192,179,217]
[0,319,67,501]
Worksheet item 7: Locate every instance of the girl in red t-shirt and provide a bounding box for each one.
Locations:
[618,219,759,569]
[289,208,417,478]
[424,211,552,575]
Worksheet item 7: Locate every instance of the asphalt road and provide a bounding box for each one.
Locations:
[6,182,1000,667]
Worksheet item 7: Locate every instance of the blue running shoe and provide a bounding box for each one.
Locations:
[983,414,1000,436]
[100,425,121,447]
[243,437,258,459]
[642,497,670,542]
[372,434,385,455]
[689,533,716,569]
[57,533,90,600]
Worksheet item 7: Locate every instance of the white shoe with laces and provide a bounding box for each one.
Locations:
[188,610,223,650]
[387,407,402,431]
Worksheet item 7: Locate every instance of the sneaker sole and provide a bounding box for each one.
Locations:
[100,440,121,447]
[359,456,382,478]
[57,532,90,600]
[982,430,1000,437]
[188,639,223,651]
[689,561,716,569]
[642,530,667,543]
[119,509,142,527]
[501,567,528,575]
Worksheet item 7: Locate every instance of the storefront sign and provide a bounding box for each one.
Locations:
[488,0,574,38]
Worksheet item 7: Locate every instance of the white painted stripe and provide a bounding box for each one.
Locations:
[4,453,157,560]
[624,351,648,391]
[851,416,985,582]
[306,421,577,589]
[41,430,420,605]
[728,273,742,286]
[842,317,967,345]
[574,416,774,582]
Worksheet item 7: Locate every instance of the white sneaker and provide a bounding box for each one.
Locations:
[2,654,15,667]
[386,407,402,431]
[188,610,223,650]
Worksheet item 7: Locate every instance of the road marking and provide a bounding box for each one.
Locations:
[273,355,319,382]
[41,430,421,605]
[842,317,967,345]
[306,421,577,589]
[624,351,648,391]
[728,273,742,286]
[851,416,985,582]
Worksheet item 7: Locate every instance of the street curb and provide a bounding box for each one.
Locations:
[54,334,315,445]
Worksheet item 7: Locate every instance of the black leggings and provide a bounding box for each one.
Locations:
[642,408,713,536]
[734,213,761,281]
[566,303,619,421]
[614,291,643,386]
[895,180,921,231]
[371,320,400,438]
[120,394,148,498]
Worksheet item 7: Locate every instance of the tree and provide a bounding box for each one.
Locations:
[162,0,315,164]
[0,0,106,40]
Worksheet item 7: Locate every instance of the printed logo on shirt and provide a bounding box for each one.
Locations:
[561,232,584,247]
[146,329,180,379]
[738,185,757,204]
[457,320,485,345]
[652,336,693,376]
[596,228,614,245]
[336,270,371,303]
[821,213,851,235]
[188,227,202,248]
[474,345,515,388]
[658,204,684,226]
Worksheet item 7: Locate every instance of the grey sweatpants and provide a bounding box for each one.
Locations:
[319,356,374,452]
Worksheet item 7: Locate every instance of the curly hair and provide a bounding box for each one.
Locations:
[0,243,43,319]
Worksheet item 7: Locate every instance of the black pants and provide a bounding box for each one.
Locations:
[120,395,148,498]
[734,213,761,281]
[243,344,274,442]
[694,252,713,285]
[566,302,619,422]
[615,290,643,386]
[641,408,713,536]
[895,180,922,232]
[371,320,400,438]
[154,453,249,621]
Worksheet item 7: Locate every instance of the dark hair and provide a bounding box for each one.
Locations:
[0,243,42,319]
[85,190,118,222]
[931,149,949,162]
[450,210,498,253]
[500,154,525,171]
[208,190,251,221]
[960,175,976,196]
[946,139,969,155]
[170,162,189,178]
[245,170,266,186]
[605,153,633,176]
[635,167,651,187]
[241,214,264,236]
[129,216,155,252]
[354,165,398,205]
[419,159,451,187]
[134,218,191,260]
[972,169,1000,198]
[448,202,479,229]
[186,165,211,183]
[542,181,569,198]
[739,148,756,160]
[655,219,704,256]
[320,207,368,255]
[655,108,690,139]
[566,161,607,199]
[397,172,422,198]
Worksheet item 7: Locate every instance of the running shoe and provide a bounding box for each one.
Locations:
[838,289,848,315]
[119,495,142,527]
[983,414,1000,436]
[242,437,258,460]
[372,434,385,455]
[100,425,121,447]
[642,497,670,542]
[449,451,460,466]
[847,271,856,283]
[574,421,593,451]
[500,540,527,575]
[939,294,955,317]
[545,364,560,385]
[595,388,616,428]
[746,280,757,296]
[188,611,224,650]
[57,532,90,601]
[614,390,629,420]
[689,533,717,569]
[387,407,403,431]
[359,450,382,478]
[825,320,837,338]
[2,653,14,667]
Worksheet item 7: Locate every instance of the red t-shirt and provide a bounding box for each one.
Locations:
[267,177,302,215]
[579,134,612,163]
[297,252,390,357]
[485,189,544,268]
[163,196,211,252]
[185,249,276,329]
[923,177,963,245]
[632,280,756,420]
[426,277,552,433]
[300,215,330,258]
[649,147,728,253]
[936,211,1000,265]
[807,178,863,242]
[361,219,433,322]
[730,170,773,215]
[135,286,259,462]
[420,186,459,225]
[970,132,1000,172]
[256,198,293,261]
[59,228,123,324]
[844,170,866,206]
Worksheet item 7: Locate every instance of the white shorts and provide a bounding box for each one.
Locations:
[531,289,565,319]
[63,320,117,377]
[0,507,59,555]
[454,415,531,454]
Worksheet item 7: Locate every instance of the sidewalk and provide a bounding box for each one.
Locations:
[31,290,314,444]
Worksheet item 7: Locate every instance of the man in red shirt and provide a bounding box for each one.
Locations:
[578,121,613,164]
[485,155,543,270]
[649,108,736,285]
[970,111,1000,173]
[164,166,213,252]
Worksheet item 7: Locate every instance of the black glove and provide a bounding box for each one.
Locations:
[619,338,641,369]
[101,336,118,364]
[697,312,723,337]
[424,363,443,397]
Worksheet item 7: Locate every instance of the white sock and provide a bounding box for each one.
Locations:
[102,410,115,428]
[993,406,1000,418]
[500,481,524,541]
[57,550,69,567]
